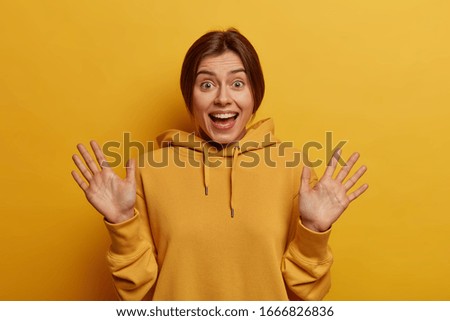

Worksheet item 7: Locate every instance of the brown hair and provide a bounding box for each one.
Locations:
[180,28,265,113]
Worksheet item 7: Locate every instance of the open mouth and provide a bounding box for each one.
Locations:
[209,112,239,129]
[209,112,238,122]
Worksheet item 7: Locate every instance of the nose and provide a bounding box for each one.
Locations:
[214,86,232,107]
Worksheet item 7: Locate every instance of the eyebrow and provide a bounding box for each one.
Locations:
[196,68,246,77]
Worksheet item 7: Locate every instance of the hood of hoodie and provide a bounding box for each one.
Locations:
[155,118,278,217]
[156,118,277,155]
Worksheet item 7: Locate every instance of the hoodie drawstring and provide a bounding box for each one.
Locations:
[159,119,276,220]
[230,145,240,218]
[202,143,240,218]
[203,143,210,196]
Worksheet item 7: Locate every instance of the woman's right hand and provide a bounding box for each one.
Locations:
[71,140,136,224]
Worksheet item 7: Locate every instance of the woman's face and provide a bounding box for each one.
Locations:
[191,50,255,145]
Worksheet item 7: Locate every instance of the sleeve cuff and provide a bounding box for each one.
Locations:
[290,220,332,263]
[104,209,143,255]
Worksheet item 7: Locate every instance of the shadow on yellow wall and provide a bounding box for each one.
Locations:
[1,0,449,300]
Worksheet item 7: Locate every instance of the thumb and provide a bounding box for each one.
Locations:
[300,165,311,194]
[125,158,136,184]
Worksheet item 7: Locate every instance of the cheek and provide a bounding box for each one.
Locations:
[192,90,210,112]
[240,91,255,113]
[191,100,209,126]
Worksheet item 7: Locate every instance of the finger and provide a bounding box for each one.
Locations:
[300,165,311,194]
[71,170,88,191]
[90,140,111,170]
[72,154,93,182]
[335,152,360,183]
[348,183,369,202]
[323,148,341,178]
[125,158,136,184]
[344,165,367,191]
[76,143,100,174]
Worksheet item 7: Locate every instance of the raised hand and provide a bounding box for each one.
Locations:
[299,150,368,232]
[71,140,136,224]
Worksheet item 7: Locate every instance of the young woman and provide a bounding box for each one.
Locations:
[71,29,368,300]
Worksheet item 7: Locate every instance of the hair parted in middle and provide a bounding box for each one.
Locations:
[180,28,265,114]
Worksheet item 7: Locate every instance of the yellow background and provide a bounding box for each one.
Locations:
[1,0,449,300]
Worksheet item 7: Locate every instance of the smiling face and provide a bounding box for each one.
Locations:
[191,51,255,145]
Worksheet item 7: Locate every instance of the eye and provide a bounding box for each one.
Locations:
[200,81,214,90]
[232,80,244,88]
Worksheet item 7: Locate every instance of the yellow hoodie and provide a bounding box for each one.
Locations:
[104,118,333,300]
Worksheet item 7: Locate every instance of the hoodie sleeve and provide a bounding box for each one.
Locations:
[281,216,333,300]
[103,168,158,300]
[281,167,333,300]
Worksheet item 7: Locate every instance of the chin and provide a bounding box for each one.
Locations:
[205,129,245,145]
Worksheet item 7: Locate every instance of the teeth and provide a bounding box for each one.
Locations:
[211,113,237,119]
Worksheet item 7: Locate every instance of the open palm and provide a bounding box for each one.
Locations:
[299,150,368,232]
[71,140,136,224]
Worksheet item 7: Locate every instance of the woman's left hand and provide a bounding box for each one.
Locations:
[299,150,368,232]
